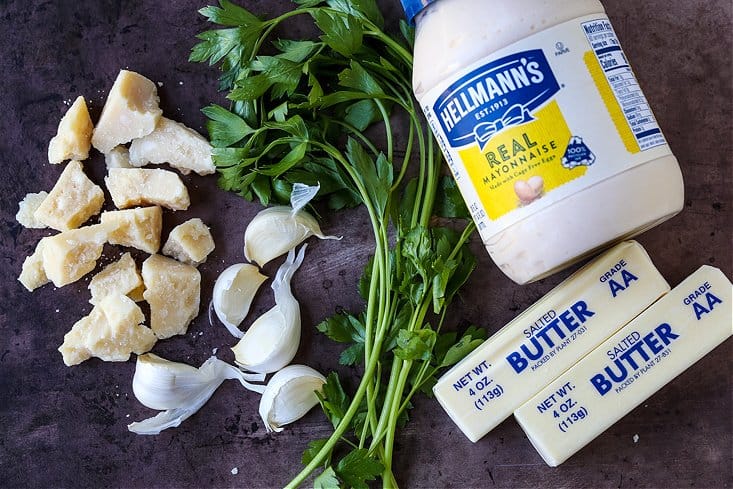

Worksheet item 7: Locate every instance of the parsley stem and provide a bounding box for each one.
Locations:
[369,354,401,455]
[285,326,387,489]
[322,118,380,156]
[364,29,414,66]
[375,100,393,163]
[383,358,413,474]
[419,135,438,227]
[391,117,414,191]
[410,114,427,228]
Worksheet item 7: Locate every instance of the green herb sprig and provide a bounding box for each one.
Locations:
[192,1,486,487]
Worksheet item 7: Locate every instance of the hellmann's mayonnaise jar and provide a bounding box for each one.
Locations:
[402,0,684,284]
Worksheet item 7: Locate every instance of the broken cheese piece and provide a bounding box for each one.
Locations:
[105,145,132,169]
[91,70,162,154]
[18,237,51,291]
[42,223,109,288]
[101,206,162,254]
[34,160,105,231]
[58,294,157,366]
[142,254,201,339]
[129,117,215,176]
[16,192,49,229]
[48,96,94,164]
[88,252,144,305]
[162,218,215,266]
[128,284,145,302]
[105,168,190,211]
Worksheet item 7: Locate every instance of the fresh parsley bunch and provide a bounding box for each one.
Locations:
[192,1,486,487]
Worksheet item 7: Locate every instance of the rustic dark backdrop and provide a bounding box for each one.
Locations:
[0,1,731,488]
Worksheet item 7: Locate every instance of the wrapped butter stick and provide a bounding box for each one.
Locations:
[433,241,670,442]
[515,265,732,466]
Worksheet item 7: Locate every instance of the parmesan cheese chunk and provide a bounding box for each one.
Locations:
[16,192,49,229]
[142,254,201,339]
[91,70,162,154]
[105,168,190,211]
[105,145,132,169]
[58,294,157,366]
[128,284,145,302]
[162,218,215,266]
[88,252,144,305]
[42,223,109,288]
[18,237,51,291]
[34,160,105,231]
[48,96,94,164]
[129,117,215,176]
[101,206,162,254]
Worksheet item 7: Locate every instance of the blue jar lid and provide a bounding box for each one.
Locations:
[400,0,437,24]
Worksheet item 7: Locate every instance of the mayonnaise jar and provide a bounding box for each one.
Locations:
[403,0,684,284]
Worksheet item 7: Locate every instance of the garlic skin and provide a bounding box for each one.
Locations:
[212,263,267,338]
[259,365,326,433]
[128,353,265,435]
[232,246,306,373]
[244,183,340,266]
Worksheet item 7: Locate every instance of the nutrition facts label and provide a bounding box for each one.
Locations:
[582,19,666,151]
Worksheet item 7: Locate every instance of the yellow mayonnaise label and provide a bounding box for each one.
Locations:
[459,101,579,219]
[421,15,672,240]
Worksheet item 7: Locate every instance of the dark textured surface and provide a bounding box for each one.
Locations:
[0,1,731,488]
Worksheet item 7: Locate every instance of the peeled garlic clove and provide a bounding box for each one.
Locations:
[259,364,326,433]
[244,183,340,266]
[133,353,206,410]
[128,353,264,435]
[212,263,267,338]
[232,246,306,373]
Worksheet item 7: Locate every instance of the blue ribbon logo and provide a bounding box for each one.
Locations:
[432,49,560,149]
[474,104,534,149]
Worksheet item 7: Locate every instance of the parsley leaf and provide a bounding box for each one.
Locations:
[345,138,392,217]
[338,61,384,96]
[317,313,366,366]
[190,28,245,65]
[434,176,470,219]
[302,438,329,466]
[198,0,262,27]
[335,449,384,489]
[316,372,350,429]
[326,0,384,29]
[311,10,364,57]
[273,39,320,62]
[344,99,379,131]
[313,467,340,489]
[438,326,487,368]
[201,104,254,147]
[394,329,437,361]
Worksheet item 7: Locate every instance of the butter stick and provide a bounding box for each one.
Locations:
[433,241,669,442]
[514,265,732,466]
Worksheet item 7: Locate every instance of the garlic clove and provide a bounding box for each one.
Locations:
[258,364,326,433]
[212,263,267,337]
[243,183,340,266]
[128,353,264,435]
[133,353,204,410]
[232,246,306,373]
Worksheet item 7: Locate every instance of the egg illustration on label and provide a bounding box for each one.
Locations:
[515,176,545,205]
